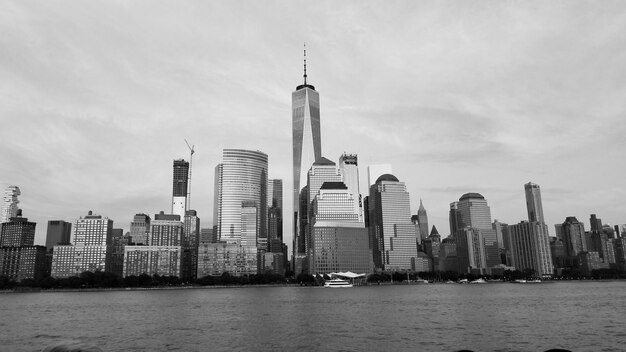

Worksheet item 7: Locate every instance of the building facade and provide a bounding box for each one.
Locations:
[130,213,150,245]
[1,186,20,223]
[524,182,545,223]
[507,221,554,276]
[197,243,258,277]
[45,220,72,249]
[369,174,418,271]
[172,159,189,220]
[292,55,322,267]
[51,211,114,278]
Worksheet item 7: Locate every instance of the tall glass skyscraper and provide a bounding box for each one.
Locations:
[293,51,321,262]
[215,149,268,246]
[454,193,500,271]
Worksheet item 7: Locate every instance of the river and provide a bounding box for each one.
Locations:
[1,281,624,351]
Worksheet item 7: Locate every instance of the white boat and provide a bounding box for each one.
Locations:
[514,279,527,283]
[324,278,353,288]
[470,278,487,284]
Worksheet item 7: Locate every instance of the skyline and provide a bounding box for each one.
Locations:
[1,1,625,249]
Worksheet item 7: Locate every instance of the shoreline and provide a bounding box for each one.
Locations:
[2,278,624,294]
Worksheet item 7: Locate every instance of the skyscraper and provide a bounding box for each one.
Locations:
[267,179,283,253]
[507,221,554,276]
[45,220,72,250]
[454,193,499,272]
[417,199,429,241]
[183,210,200,280]
[561,216,586,267]
[293,49,321,265]
[172,159,189,220]
[51,211,114,278]
[215,149,268,246]
[369,174,418,271]
[309,182,370,274]
[338,153,362,222]
[524,182,545,223]
[1,186,21,223]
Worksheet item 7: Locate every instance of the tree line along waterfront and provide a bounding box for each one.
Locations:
[2,268,626,291]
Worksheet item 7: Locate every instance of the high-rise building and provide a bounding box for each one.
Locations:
[172,159,189,220]
[292,50,321,270]
[130,213,151,245]
[524,182,545,223]
[0,209,47,281]
[215,149,268,246]
[304,158,343,267]
[183,210,200,280]
[51,211,114,278]
[449,201,460,238]
[45,220,72,250]
[267,179,283,253]
[456,227,487,274]
[561,216,586,267]
[309,182,370,274]
[1,210,36,247]
[454,193,499,270]
[338,154,363,223]
[369,174,418,271]
[590,214,603,232]
[1,186,20,223]
[108,228,126,277]
[417,199,429,241]
[507,221,554,277]
[123,212,183,278]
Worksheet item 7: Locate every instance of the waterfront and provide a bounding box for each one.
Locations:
[1,281,624,351]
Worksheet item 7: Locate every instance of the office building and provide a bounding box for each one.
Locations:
[172,159,189,220]
[51,211,114,278]
[507,221,554,276]
[45,220,72,250]
[1,210,36,247]
[524,182,545,223]
[215,149,268,246]
[183,210,200,280]
[338,154,363,222]
[1,186,20,223]
[449,201,460,238]
[122,212,183,278]
[561,216,586,267]
[590,214,603,232]
[453,193,499,270]
[309,182,370,274]
[292,50,322,270]
[130,214,151,245]
[417,199,429,241]
[369,174,418,271]
[267,179,283,252]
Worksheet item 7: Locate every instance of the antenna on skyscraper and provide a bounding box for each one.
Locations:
[185,139,195,211]
[304,42,306,85]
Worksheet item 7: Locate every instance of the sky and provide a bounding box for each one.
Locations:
[1,0,625,249]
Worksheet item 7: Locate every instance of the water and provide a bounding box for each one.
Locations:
[1,281,624,351]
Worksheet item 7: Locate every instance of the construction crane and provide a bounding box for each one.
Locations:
[185,139,195,211]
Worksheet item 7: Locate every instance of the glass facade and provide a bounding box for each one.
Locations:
[524,182,545,223]
[293,85,321,259]
[216,149,268,246]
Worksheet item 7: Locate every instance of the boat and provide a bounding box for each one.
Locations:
[514,279,527,283]
[458,279,469,284]
[470,278,487,284]
[324,278,353,288]
[528,279,542,283]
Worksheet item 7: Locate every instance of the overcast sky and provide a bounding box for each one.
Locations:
[1,1,625,248]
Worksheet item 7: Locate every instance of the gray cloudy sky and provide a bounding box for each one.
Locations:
[1,0,625,248]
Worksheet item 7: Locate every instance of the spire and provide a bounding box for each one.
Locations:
[418,198,426,214]
[303,42,307,85]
